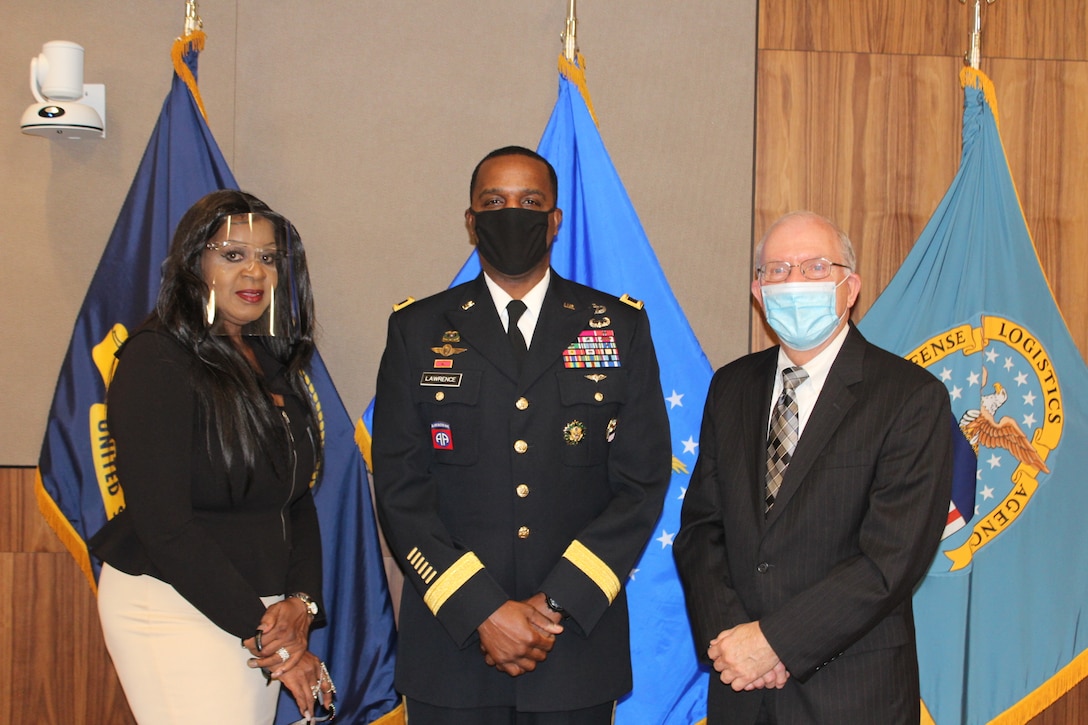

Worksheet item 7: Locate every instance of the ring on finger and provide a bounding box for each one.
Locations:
[276,647,290,663]
[318,661,337,694]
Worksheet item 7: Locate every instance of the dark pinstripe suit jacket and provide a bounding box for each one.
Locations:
[674,325,953,724]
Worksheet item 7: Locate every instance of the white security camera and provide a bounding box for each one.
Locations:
[20,41,106,139]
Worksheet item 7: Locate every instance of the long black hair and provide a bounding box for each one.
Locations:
[154,189,320,477]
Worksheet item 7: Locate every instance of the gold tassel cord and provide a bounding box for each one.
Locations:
[171,30,209,122]
[557,52,599,128]
[960,65,1000,130]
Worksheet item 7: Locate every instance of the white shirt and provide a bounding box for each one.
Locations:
[768,324,851,439]
[483,269,551,349]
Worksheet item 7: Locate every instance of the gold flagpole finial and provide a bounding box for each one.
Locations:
[184,0,203,37]
[562,0,578,63]
[960,0,996,69]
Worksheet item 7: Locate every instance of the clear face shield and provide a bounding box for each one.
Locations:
[202,213,302,340]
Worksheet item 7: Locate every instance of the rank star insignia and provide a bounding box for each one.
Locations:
[563,420,586,445]
[431,344,467,356]
[442,330,461,343]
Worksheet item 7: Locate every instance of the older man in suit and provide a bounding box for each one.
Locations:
[674,211,953,724]
[372,146,671,724]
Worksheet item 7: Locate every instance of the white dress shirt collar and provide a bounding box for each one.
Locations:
[483,269,551,348]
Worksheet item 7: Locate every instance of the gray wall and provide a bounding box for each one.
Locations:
[1,0,755,464]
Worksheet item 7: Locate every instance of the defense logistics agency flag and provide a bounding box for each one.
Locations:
[858,67,1088,724]
[34,34,400,725]
[363,54,712,723]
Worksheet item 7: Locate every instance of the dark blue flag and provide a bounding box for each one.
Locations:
[858,67,1088,724]
[362,52,710,724]
[33,33,400,725]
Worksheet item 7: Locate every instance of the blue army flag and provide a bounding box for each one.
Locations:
[33,33,400,725]
[363,53,712,724]
[535,54,710,725]
[858,67,1088,724]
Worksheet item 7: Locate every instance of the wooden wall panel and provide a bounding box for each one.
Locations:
[752,55,1088,360]
[760,0,966,56]
[989,57,1088,348]
[759,0,1088,61]
[1,468,134,724]
[753,50,964,351]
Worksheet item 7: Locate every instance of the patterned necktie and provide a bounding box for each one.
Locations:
[506,300,528,365]
[765,366,809,514]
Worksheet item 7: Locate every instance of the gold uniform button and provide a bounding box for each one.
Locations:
[515,397,530,410]
[516,484,530,498]
[594,392,604,402]
[435,391,445,401]
[514,440,528,454]
[518,526,530,539]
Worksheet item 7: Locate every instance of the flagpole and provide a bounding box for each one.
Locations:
[184,0,203,36]
[562,0,578,63]
[960,0,996,69]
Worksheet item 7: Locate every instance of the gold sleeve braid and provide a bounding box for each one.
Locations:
[562,540,621,604]
[421,551,484,615]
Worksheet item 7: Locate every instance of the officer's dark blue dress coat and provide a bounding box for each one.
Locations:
[372,272,671,711]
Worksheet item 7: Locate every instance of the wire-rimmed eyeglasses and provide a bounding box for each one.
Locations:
[756,257,852,283]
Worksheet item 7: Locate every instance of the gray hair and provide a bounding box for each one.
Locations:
[754,210,856,270]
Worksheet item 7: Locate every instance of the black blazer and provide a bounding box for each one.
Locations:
[90,328,323,639]
[372,272,671,711]
[674,325,953,724]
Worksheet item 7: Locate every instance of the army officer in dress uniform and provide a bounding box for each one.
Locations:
[372,146,672,725]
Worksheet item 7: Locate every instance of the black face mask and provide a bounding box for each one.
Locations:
[471,207,554,276]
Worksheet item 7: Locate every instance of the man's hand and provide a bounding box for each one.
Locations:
[478,599,564,677]
[707,621,788,691]
[743,660,790,691]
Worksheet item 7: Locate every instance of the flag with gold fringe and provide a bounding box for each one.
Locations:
[34,33,401,725]
[361,52,710,724]
[858,67,1088,724]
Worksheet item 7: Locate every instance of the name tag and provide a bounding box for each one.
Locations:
[420,372,463,387]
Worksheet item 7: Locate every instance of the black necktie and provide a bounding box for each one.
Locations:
[506,300,528,365]
[765,366,808,514]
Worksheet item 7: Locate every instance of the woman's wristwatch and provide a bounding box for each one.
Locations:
[288,591,319,617]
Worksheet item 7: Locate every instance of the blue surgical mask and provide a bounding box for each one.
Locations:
[760,280,846,351]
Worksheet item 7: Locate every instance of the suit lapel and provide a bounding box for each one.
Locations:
[446,276,521,382]
[765,326,865,527]
[519,274,588,388]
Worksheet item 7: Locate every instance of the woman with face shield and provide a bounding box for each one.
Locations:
[89,190,335,723]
